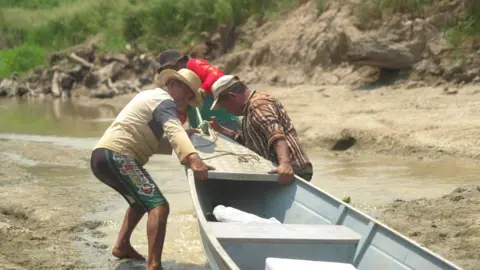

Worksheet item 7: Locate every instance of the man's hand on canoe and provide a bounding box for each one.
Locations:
[186,128,201,137]
[269,162,294,184]
[187,153,215,180]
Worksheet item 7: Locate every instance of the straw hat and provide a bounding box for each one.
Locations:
[158,68,203,108]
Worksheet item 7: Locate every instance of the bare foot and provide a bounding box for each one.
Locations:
[112,245,146,261]
[147,265,163,270]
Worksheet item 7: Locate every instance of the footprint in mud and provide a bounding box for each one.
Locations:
[91,230,108,239]
[71,220,104,233]
[84,220,103,230]
[93,242,109,250]
[84,241,109,250]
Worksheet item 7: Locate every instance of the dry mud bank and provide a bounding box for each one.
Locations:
[0,139,110,269]
[259,83,480,161]
[382,185,480,270]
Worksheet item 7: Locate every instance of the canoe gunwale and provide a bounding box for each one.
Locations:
[187,168,240,270]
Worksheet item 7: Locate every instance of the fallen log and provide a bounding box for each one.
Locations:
[107,78,120,94]
[69,52,94,69]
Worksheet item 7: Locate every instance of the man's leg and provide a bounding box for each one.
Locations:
[112,206,146,260]
[106,151,170,269]
[91,148,146,260]
[146,203,170,270]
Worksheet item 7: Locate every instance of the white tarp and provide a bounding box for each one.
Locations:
[213,205,281,224]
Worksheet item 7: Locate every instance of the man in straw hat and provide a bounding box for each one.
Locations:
[157,49,241,131]
[208,75,313,184]
[90,68,213,270]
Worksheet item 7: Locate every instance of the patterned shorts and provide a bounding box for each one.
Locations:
[90,148,167,212]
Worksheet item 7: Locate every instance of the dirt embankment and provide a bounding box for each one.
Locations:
[381,185,480,270]
[217,0,480,87]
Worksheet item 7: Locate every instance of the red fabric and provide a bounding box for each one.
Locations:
[178,110,187,124]
[187,58,224,95]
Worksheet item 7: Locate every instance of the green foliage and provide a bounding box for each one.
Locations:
[316,0,325,13]
[0,0,78,9]
[0,43,46,78]
[0,0,336,77]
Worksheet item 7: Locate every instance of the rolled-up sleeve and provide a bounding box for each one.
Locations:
[152,99,196,164]
[232,131,245,145]
[200,73,219,95]
[250,103,286,148]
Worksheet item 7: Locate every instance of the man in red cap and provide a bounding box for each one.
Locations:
[157,50,240,131]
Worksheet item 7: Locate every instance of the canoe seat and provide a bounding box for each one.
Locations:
[209,222,361,244]
[265,258,357,270]
[209,222,360,269]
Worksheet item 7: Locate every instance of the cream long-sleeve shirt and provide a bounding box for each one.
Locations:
[95,88,196,166]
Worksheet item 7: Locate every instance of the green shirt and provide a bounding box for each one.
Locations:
[187,94,239,128]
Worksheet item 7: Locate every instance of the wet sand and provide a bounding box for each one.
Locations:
[0,137,209,270]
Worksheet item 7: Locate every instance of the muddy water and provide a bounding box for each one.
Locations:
[1,99,480,269]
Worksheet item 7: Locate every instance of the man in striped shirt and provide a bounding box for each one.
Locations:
[208,75,313,183]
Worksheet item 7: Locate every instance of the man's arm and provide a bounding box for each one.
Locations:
[250,103,294,184]
[209,117,244,144]
[273,139,291,165]
[250,103,289,159]
[151,99,197,164]
[155,135,173,155]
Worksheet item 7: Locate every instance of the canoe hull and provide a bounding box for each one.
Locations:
[187,133,461,270]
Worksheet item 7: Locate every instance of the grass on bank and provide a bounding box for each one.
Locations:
[1,0,479,79]
[0,0,310,78]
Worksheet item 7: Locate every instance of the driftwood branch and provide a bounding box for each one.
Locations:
[107,78,120,94]
[69,52,94,69]
[25,82,37,96]
[51,71,61,98]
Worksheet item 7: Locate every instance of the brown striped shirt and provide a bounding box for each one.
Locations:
[233,90,312,173]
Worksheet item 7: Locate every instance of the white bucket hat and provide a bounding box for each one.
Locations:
[210,75,240,110]
[158,68,203,108]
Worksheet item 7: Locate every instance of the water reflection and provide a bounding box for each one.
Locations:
[0,98,118,137]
